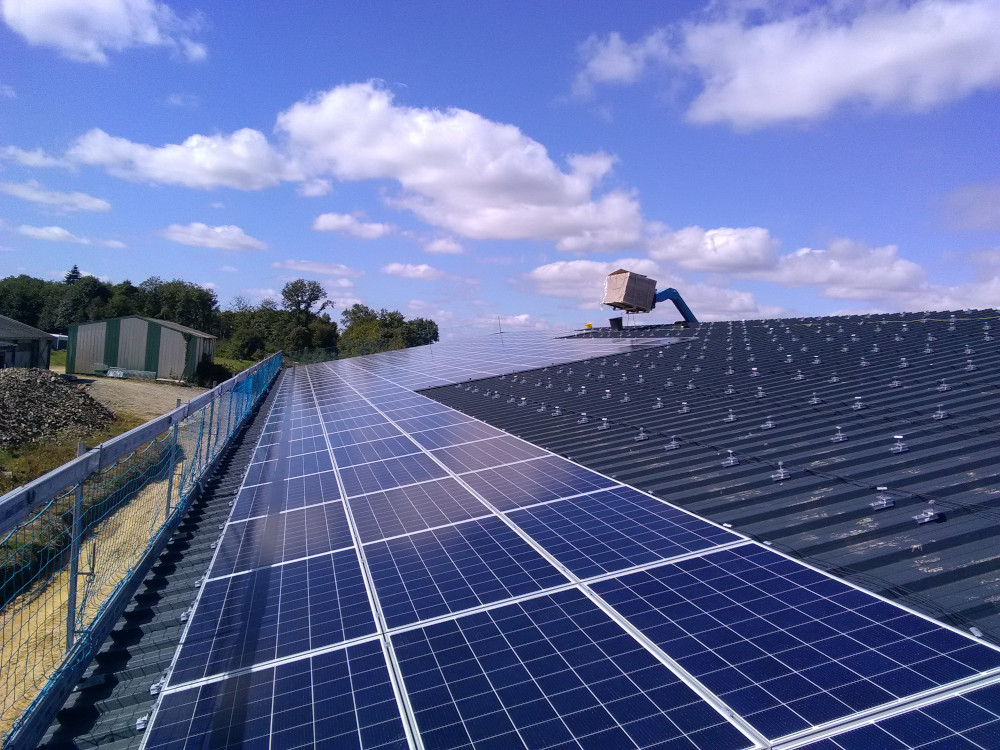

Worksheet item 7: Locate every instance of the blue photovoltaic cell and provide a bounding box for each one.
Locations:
[339,453,448,498]
[348,478,489,544]
[430,435,548,474]
[287,434,328,457]
[147,640,407,750]
[380,402,451,420]
[364,516,568,628]
[333,435,422,467]
[212,502,353,577]
[392,588,753,750]
[170,548,374,684]
[408,420,506,450]
[326,422,403,448]
[251,441,281,464]
[229,480,278,522]
[242,458,280,487]
[804,682,1000,749]
[326,413,389,433]
[461,455,618,511]
[591,545,1000,740]
[508,486,741,578]
[286,449,334,479]
[283,470,341,512]
[289,423,325,442]
[393,411,473,433]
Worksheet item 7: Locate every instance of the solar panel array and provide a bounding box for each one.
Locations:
[142,334,1000,749]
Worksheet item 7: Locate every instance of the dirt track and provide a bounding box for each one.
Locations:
[82,377,208,421]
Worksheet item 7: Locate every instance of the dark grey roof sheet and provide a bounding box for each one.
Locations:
[0,313,55,340]
[422,309,1000,642]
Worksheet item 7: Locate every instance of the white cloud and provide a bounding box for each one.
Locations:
[199,281,218,290]
[575,1,1000,128]
[943,182,1000,230]
[381,262,447,281]
[18,224,88,243]
[297,178,332,197]
[0,84,14,99]
[270,259,364,277]
[753,238,927,298]
[277,82,642,252]
[647,225,779,271]
[66,128,293,190]
[0,179,110,212]
[0,145,68,168]
[218,265,238,272]
[573,30,671,97]
[1,0,207,64]
[423,237,463,255]
[312,211,394,239]
[17,223,122,247]
[161,222,267,250]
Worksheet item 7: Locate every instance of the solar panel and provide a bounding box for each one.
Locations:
[283,469,341,512]
[461,455,618,511]
[286,448,334,478]
[804,682,1000,748]
[333,435,423,467]
[430,435,548,474]
[364,516,568,628]
[170,548,375,684]
[213,502,353,577]
[391,588,755,749]
[146,640,408,749]
[590,545,1000,740]
[336,453,447,498]
[347,478,489,544]
[407,420,505,450]
[507,486,742,578]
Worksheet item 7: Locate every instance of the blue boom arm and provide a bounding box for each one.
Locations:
[653,288,699,325]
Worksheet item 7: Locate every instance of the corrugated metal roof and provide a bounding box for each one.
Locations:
[423,309,1000,643]
[0,314,55,341]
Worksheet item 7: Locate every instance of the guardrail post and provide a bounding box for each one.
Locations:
[165,399,181,522]
[65,441,85,653]
[201,398,216,491]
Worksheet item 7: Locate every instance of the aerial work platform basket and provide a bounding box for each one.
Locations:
[602,269,657,313]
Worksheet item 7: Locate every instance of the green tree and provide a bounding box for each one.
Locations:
[403,317,439,347]
[64,265,82,284]
[281,279,331,327]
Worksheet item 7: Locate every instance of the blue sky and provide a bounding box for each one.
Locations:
[1,0,999,335]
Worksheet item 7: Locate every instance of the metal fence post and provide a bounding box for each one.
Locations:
[65,441,85,653]
[165,399,181,523]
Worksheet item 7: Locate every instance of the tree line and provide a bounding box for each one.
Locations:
[0,267,439,361]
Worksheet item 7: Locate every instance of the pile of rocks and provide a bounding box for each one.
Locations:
[0,368,113,447]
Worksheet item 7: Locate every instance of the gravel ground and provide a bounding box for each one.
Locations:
[82,377,209,421]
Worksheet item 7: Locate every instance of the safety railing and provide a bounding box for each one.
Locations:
[0,351,282,747]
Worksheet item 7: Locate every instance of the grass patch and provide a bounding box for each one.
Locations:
[0,412,146,497]
[214,356,255,374]
[48,350,66,369]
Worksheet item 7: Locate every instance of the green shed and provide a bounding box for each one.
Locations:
[66,316,215,381]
